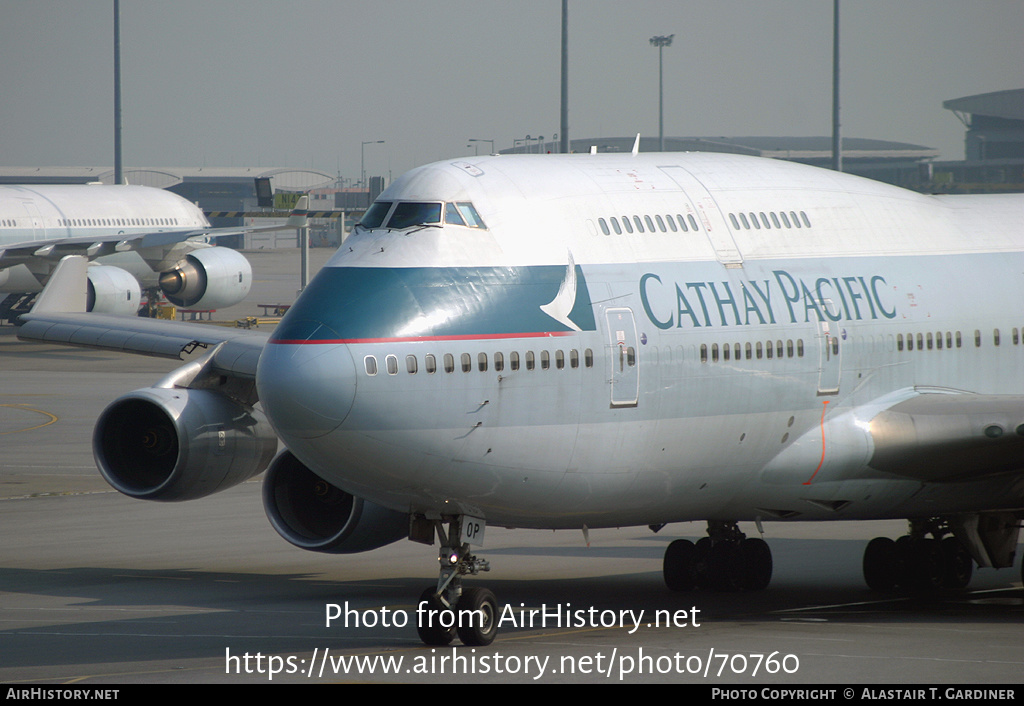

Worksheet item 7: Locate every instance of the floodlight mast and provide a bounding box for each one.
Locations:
[649,34,674,152]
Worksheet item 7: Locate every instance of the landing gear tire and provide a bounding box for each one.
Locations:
[736,537,772,591]
[663,539,696,591]
[692,537,714,590]
[416,587,455,646]
[863,536,898,591]
[708,541,740,592]
[941,536,972,589]
[455,587,498,647]
[863,526,975,593]
[897,536,943,592]
[665,524,773,593]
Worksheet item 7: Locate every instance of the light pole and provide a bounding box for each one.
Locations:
[560,0,568,154]
[361,140,384,187]
[831,0,842,172]
[649,34,674,152]
[113,0,123,185]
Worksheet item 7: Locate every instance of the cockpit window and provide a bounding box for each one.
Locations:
[387,202,442,229]
[359,201,392,229]
[360,200,487,231]
[456,202,486,228]
[445,202,466,226]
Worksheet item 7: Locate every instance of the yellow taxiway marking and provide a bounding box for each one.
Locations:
[0,404,59,434]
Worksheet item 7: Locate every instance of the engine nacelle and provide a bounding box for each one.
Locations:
[94,387,277,501]
[158,246,252,310]
[86,264,141,316]
[263,450,409,554]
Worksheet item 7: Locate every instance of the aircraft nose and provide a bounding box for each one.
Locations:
[256,338,356,440]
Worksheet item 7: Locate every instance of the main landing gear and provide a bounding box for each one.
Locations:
[413,516,498,647]
[863,519,973,592]
[663,521,773,592]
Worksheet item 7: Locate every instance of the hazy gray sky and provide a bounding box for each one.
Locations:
[1,1,1021,181]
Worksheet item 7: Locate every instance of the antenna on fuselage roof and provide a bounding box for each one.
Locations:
[631,133,640,156]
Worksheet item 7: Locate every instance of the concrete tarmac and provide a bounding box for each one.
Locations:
[1,247,1022,685]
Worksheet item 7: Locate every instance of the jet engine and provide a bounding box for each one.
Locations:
[263,450,409,554]
[158,247,252,310]
[93,387,277,501]
[86,264,142,316]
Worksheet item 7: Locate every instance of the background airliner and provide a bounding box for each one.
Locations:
[18,151,1024,648]
[0,183,304,319]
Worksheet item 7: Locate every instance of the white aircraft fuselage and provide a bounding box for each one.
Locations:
[0,183,261,313]
[0,183,209,290]
[256,152,1024,530]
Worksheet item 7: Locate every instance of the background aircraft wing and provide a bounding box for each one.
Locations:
[0,229,210,270]
[0,195,307,276]
[17,255,267,378]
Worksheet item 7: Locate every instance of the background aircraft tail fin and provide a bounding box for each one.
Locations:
[286,195,309,228]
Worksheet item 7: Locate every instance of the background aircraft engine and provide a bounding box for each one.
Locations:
[158,247,252,310]
[86,264,141,316]
[93,387,277,501]
[263,450,409,554]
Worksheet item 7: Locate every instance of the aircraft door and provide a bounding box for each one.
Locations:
[816,304,842,395]
[605,307,639,408]
[19,198,45,240]
[658,166,742,265]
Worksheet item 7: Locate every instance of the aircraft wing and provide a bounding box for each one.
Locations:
[18,255,268,379]
[0,229,210,270]
[867,393,1024,483]
[763,388,1024,487]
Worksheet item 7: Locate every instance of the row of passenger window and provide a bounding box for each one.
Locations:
[700,339,807,364]
[364,348,596,376]
[728,210,811,231]
[701,327,1021,363]
[597,209,812,237]
[598,213,700,236]
[0,217,182,228]
[899,328,1024,351]
[59,217,181,228]
[361,326,1024,377]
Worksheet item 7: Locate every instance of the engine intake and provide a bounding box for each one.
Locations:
[263,451,409,554]
[94,387,277,501]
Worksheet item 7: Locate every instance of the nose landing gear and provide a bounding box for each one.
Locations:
[414,516,497,647]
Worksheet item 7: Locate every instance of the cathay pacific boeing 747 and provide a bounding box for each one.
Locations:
[19,151,1024,647]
